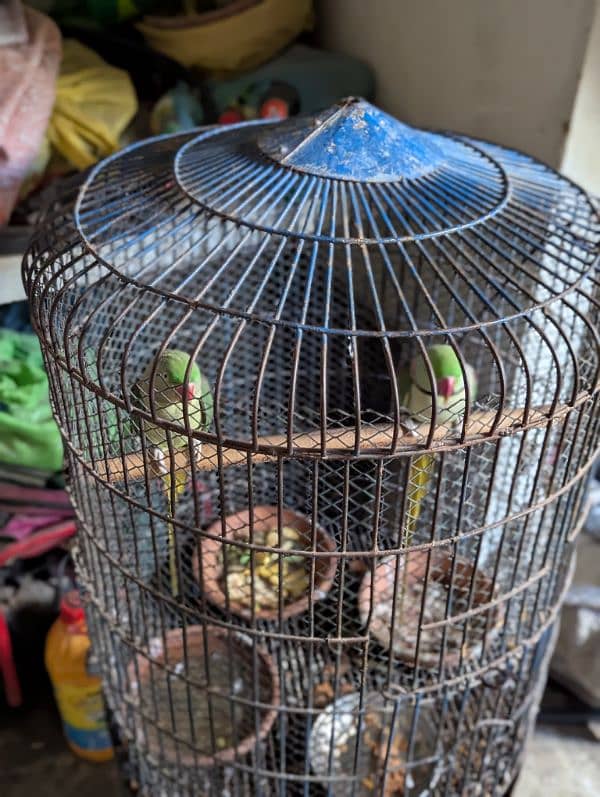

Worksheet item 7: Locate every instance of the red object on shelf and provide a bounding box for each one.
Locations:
[218,107,244,124]
[259,97,289,120]
[0,611,21,707]
[59,590,85,626]
[0,520,76,567]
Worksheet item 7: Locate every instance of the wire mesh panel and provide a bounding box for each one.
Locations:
[24,99,599,796]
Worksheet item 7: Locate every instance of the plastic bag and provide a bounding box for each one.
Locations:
[0,330,63,473]
[47,39,138,170]
[0,8,61,224]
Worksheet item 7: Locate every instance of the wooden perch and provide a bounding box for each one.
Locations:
[95,397,587,485]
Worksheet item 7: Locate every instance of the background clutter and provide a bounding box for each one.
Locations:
[1,0,373,237]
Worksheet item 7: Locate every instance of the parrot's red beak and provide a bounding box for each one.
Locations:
[437,376,455,399]
[176,384,195,401]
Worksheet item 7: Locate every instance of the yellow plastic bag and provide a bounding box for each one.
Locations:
[47,40,138,170]
[137,0,313,76]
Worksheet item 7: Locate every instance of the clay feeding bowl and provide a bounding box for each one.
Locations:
[195,505,337,622]
[126,624,279,767]
[358,549,501,669]
[309,691,438,796]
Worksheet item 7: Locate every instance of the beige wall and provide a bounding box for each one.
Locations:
[317,0,595,168]
[561,2,600,194]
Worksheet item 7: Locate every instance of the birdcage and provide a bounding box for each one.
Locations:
[24,98,599,796]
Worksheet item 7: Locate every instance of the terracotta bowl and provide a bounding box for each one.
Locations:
[194,505,337,621]
[126,625,279,767]
[358,549,501,669]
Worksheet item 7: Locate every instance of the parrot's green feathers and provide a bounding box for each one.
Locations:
[411,344,464,388]
[401,345,476,545]
[161,348,201,387]
[397,365,412,406]
[132,347,214,447]
[401,343,477,425]
[132,347,212,598]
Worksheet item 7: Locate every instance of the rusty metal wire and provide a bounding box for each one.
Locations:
[24,99,600,796]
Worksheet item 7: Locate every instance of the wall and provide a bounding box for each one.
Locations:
[317,0,595,168]
[561,2,600,194]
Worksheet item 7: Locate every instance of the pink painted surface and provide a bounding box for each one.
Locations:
[1,510,74,541]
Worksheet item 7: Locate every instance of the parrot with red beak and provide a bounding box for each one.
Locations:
[133,348,213,594]
[399,344,477,540]
[399,343,476,427]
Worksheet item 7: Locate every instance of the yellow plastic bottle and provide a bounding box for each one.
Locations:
[45,591,113,762]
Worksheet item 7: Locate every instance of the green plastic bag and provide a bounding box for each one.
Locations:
[0,330,63,473]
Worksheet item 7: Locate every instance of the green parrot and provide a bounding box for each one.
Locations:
[399,343,477,427]
[399,344,477,541]
[132,348,213,595]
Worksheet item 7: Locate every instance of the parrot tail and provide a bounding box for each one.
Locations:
[403,453,435,545]
[396,453,436,641]
[163,467,188,597]
[174,466,188,499]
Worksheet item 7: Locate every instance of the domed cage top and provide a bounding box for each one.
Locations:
[24,98,600,796]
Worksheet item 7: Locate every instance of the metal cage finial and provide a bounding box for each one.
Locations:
[257,96,448,181]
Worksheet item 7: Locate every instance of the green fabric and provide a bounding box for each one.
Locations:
[0,330,63,473]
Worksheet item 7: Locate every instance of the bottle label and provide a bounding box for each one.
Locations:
[54,683,112,752]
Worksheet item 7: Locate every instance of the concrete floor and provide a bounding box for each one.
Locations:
[514,725,600,797]
[1,701,598,796]
[0,693,123,797]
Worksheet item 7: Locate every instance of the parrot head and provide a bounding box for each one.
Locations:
[161,349,202,401]
[409,344,477,422]
[141,348,213,430]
